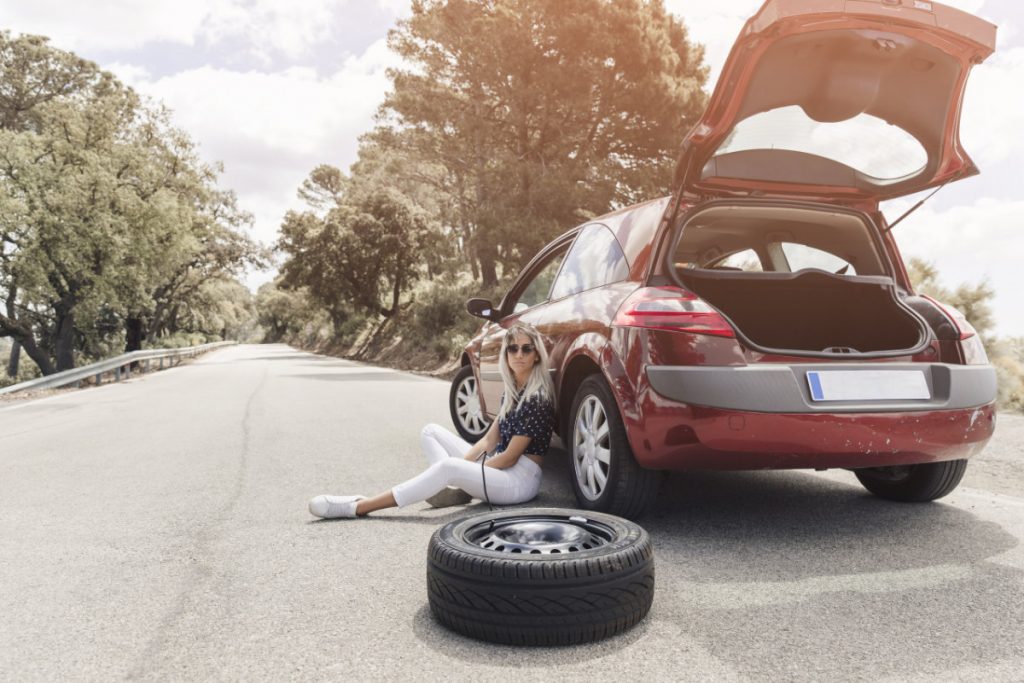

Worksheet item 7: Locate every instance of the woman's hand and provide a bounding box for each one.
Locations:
[485,435,532,469]
[463,417,500,460]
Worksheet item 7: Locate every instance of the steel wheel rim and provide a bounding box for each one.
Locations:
[465,514,614,554]
[572,394,611,501]
[455,374,487,436]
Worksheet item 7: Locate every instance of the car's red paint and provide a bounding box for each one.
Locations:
[456,0,997,511]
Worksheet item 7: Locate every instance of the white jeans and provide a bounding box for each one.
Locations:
[391,424,543,507]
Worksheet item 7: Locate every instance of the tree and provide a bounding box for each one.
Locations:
[378,0,708,285]
[906,257,995,344]
[0,33,262,373]
[0,31,114,374]
[255,281,315,342]
[278,173,438,324]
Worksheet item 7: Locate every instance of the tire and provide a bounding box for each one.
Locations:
[449,365,490,442]
[567,375,660,519]
[427,508,654,646]
[854,459,968,502]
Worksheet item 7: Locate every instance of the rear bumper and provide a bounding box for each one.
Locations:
[624,363,996,470]
[646,363,996,413]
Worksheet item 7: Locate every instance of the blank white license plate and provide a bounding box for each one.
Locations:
[806,370,930,402]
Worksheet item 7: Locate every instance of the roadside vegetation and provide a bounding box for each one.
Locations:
[3,2,1021,413]
[261,0,1024,413]
[0,32,264,388]
[265,0,708,372]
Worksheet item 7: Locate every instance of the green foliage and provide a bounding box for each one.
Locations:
[907,257,1021,413]
[906,257,995,344]
[377,0,708,283]
[278,179,440,322]
[408,276,506,358]
[0,32,263,373]
[256,281,319,343]
[275,0,709,371]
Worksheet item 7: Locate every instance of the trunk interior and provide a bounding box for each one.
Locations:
[671,202,927,356]
[680,269,924,354]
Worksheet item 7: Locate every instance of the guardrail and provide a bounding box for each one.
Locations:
[0,341,237,396]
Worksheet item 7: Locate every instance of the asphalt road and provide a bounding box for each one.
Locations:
[1,344,1022,681]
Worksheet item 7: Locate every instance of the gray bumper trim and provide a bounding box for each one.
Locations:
[646,363,997,413]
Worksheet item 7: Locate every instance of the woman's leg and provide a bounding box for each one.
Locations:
[353,425,474,516]
[353,459,542,517]
[387,457,539,509]
[420,423,472,465]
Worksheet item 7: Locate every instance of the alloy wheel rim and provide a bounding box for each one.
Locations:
[465,514,614,554]
[455,374,487,436]
[573,395,611,501]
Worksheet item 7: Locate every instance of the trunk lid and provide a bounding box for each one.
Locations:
[677,0,996,202]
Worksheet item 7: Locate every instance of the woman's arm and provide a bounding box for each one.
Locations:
[485,435,532,469]
[463,418,500,460]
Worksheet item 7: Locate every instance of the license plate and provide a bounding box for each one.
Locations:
[806,370,930,402]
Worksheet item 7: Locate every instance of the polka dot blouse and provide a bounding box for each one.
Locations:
[498,392,555,457]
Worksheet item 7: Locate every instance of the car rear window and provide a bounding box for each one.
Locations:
[671,205,885,276]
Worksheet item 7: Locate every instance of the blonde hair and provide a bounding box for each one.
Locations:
[497,322,555,421]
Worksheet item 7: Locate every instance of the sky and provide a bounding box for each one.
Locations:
[2,0,1023,335]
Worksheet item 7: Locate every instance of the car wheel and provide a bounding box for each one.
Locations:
[854,459,967,502]
[568,375,660,519]
[427,507,654,646]
[449,365,490,442]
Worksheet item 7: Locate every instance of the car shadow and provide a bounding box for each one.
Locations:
[412,447,1023,677]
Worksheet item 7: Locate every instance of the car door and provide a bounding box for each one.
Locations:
[476,236,573,416]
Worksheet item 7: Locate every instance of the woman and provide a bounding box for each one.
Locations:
[308,322,555,519]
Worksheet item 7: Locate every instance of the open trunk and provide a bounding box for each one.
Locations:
[680,269,925,355]
[669,201,928,357]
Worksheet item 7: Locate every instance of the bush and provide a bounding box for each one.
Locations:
[409,276,507,359]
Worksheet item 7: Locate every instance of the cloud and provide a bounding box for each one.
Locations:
[882,196,1024,336]
[0,0,349,60]
[375,0,411,17]
[104,37,400,267]
[960,46,1024,167]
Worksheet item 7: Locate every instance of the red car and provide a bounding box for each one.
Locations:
[448,0,998,518]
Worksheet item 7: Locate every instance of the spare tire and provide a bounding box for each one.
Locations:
[427,507,654,646]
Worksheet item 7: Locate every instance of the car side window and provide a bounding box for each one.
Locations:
[549,224,629,301]
[712,248,763,272]
[509,245,569,313]
[781,242,857,274]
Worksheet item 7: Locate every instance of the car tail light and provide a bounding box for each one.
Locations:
[613,286,736,337]
[922,295,988,365]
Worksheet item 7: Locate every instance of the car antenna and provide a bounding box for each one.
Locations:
[883,180,950,233]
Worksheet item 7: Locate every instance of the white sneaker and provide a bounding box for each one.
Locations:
[309,495,365,519]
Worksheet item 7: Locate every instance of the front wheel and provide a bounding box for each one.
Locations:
[449,365,490,442]
[568,375,660,519]
[854,459,967,502]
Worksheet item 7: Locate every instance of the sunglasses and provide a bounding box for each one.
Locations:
[506,343,536,355]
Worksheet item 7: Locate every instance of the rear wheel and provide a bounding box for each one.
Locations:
[854,459,967,502]
[449,365,490,442]
[568,375,660,519]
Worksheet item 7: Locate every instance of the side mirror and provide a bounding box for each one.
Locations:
[466,298,499,321]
